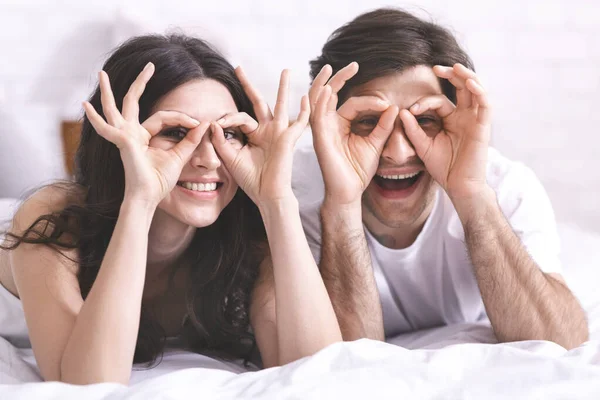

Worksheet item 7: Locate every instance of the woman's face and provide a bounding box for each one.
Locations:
[150,79,245,228]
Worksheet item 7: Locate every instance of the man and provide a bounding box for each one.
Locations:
[292,8,588,348]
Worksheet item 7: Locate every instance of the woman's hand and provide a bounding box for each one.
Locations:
[211,67,309,208]
[83,63,209,206]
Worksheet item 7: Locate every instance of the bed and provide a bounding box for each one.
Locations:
[1,195,600,399]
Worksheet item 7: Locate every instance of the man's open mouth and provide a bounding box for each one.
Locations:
[373,171,423,191]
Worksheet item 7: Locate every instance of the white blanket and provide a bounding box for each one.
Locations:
[2,197,600,399]
[2,297,600,399]
[2,331,600,399]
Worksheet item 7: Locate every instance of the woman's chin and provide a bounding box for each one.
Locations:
[176,211,220,228]
[155,202,221,229]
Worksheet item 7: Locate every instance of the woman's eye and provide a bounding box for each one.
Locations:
[224,130,244,142]
[416,116,441,126]
[159,127,188,141]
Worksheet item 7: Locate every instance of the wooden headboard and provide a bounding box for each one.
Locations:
[61,120,82,175]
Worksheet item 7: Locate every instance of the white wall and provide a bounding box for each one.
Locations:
[0,0,599,231]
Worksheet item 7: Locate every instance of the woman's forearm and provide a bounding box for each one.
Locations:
[259,197,342,365]
[60,197,155,384]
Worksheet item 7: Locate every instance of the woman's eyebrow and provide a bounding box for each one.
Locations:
[153,110,231,122]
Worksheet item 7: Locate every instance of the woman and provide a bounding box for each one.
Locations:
[0,34,341,384]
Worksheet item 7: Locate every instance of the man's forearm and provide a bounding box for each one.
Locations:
[320,200,384,341]
[456,187,588,349]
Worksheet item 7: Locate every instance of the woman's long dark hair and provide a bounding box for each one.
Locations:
[1,34,266,364]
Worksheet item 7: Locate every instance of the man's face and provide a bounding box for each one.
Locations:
[346,66,443,230]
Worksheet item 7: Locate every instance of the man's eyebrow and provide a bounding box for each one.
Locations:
[350,89,387,99]
[352,89,377,96]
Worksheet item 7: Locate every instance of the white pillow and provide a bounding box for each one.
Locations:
[0,105,67,199]
[0,198,18,233]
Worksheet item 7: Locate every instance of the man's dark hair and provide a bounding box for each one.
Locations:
[310,8,474,103]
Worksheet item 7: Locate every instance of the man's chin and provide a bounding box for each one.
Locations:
[363,177,437,228]
[369,206,420,229]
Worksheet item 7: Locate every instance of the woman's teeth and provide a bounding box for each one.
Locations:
[180,182,218,192]
[377,171,420,180]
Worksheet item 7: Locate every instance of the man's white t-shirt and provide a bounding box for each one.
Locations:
[292,145,562,337]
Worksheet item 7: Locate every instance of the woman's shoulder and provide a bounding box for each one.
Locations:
[11,183,83,233]
[1,183,83,298]
[8,182,83,269]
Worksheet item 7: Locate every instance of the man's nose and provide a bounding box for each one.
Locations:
[380,118,417,165]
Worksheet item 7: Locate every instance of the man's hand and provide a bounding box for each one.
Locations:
[308,62,388,341]
[399,63,491,207]
[309,62,398,205]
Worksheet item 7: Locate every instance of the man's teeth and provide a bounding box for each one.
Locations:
[377,171,420,180]
[181,182,218,192]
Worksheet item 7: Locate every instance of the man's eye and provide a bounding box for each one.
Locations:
[357,117,379,126]
[416,116,443,136]
[351,116,381,137]
[159,127,188,141]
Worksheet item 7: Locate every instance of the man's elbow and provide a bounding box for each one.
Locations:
[557,321,589,350]
[497,319,589,350]
[540,319,589,350]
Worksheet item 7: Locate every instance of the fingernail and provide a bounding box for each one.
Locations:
[217,118,225,125]
[191,118,200,125]
[144,62,154,70]
[411,104,420,112]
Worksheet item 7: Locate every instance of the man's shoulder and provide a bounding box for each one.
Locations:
[439,148,548,240]
[485,147,545,200]
[483,147,555,229]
